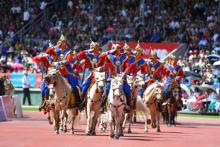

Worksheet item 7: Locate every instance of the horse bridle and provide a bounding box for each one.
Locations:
[110,79,125,110]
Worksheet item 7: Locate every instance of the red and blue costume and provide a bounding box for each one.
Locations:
[103,48,132,103]
[76,44,105,98]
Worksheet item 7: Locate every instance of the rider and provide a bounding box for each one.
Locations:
[103,43,132,112]
[148,52,173,82]
[76,41,105,106]
[51,34,82,109]
[32,52,53,111]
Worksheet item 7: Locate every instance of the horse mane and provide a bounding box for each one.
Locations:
[57,72,71,90]
[54,71,72,99]
[144,82,162,102]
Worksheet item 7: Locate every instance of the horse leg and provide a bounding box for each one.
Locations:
[108,111,114,138]
[70,109,77,134]
[62,111,68,132]
[85,104,91,135]
[92,110,101,135]
[59,110,64,131]
[167,104,172,127]
[144,112,149,133]
[54,110,60,134]
[115,117,120,139]
[122,113,128,130]
[115,110,124,139]
[47,110,54,125]
[63,110,68,133]
[156,111,161,132]
[127,111,133,133]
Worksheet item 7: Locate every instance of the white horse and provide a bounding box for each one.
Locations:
[86,71,106,135]
[143,82,164,132]
[108,75,126,139]
[44,69,78,134]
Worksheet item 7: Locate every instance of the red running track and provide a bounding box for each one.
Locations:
[0,112,220,147]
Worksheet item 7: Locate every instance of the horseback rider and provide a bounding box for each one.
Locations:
[102,43,133,113]
[167,55,184,110]
[76,41,105,107]
[50,34,82,109]
[147,52,174,111]
[124,43,152,108]
[148,52,174,83]
[32,52,53,111]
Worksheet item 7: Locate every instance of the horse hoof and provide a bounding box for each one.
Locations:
[128,130,132,134]
[71,131,74,135]
[109,134,114,138]
[120,133,124,136]
[55,131,59,134]
[147,119,151,125]
[152,125,156,129]
[91,132,96,136]
[86,132,90,136]
[64,129,67,133]
[115,136,119,139]
[144,130,148,133]
[157,129,161,132]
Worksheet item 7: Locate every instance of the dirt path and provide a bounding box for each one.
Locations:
[0,112,219,147]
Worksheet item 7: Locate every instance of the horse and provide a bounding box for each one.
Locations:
[122,74,151,133]
[143,82,164,132]
[162,85,182,126]
[44,69,78,134]
[85,71,106,135]
[108,75,126,139]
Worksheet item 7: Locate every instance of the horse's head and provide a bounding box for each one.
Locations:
[171,85,181,100]
[94,71,106,92]
[154,84,163,102]
[144,82,164,106]
[134,74,145,89]
[44,68,58,86]
[111,76,124,97]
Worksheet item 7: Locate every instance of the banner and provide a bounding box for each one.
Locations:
[10,73,36,88]
[108,42,180,59]
[0,97,7,121]
[1,95,14,120]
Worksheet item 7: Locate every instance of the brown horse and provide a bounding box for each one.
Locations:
[162,85,182,126]
[123,74,150,133]
[44,69,78,134]
[143,82,164,132]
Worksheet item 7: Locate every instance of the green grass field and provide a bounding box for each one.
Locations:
[22,106,220,119]
[22,106,38,112]
[177,113,220,119]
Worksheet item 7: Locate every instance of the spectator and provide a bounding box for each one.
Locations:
[23,10,30,24]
